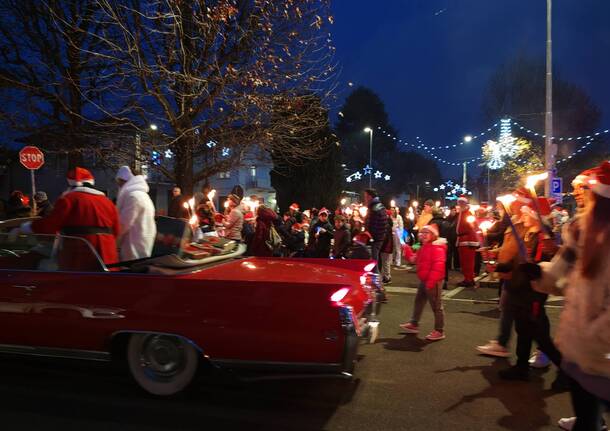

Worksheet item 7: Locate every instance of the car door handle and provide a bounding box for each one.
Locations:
[12,285,37,292]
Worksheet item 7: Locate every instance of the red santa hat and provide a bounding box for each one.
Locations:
[571,168,594,188]
[457,195,469,204]
[353,231,372,245]
[67,167,95,186]
[291,223,303,231]
[420,224,439,238]
[289,202,300,211]
[318,207,330,216]
[589,161,610,198]
[521,197,552,218]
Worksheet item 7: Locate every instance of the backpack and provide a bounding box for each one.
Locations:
[266,225,283,254]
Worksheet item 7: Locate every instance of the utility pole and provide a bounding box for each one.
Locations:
[544,0,556,196]
[462,162,467,190]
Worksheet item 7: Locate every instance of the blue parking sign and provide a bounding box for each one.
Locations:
[551,178,562,194]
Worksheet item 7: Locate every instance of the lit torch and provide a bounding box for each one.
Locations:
[525,172,549,226]
[207,189,217,213]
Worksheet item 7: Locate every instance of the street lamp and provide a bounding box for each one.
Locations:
[363,127,373,188]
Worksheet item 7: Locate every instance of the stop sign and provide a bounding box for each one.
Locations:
[19,146,45,170]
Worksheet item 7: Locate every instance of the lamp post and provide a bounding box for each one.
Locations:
[544,0,556,196]
[364,127,373,188]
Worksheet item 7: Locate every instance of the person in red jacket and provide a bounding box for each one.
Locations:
[400,224,447,341]
[20,167,120,269]
[456,195,479,287]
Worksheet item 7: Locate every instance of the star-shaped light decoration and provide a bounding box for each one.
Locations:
[346,177,352,183]
[221,147,230,157]
[446,180,453,187]
[374,170,382,178]
[363,165,372,175]
[164,149,174,159]
[439,184,445,190]
[354,172,362,180]
[384,175,391,181]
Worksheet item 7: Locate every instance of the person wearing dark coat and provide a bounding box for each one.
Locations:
[445,206,460,270]
[34,191,53,218]
[285,223,306,257]
[247,205,278,257]
[363,188,388,272]
[332,215,351,259]
[310,208,334,258]
[6,191,31,219]
[380,211,395,283]
[168,187,189,219]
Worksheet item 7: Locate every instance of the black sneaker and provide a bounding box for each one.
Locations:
[498,365,530,381]
[382,278,392,285]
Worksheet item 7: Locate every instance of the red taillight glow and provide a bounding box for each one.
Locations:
[330,287,350,305]
[364,263,376,272]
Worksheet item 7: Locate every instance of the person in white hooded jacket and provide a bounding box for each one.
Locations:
[115,166,156,261]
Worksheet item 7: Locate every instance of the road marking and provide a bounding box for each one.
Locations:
[442,286,465,299]
[385,286,564,309]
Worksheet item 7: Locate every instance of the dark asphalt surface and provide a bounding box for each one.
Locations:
[0,274,602,431]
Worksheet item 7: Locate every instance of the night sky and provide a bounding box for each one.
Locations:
[330,0,610,178]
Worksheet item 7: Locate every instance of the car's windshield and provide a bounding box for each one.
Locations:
[0,233,106,272]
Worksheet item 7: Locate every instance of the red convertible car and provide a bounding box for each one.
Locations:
[0,218,381,396]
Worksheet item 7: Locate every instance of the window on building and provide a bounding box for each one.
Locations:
[219,171,231,179]
[250,166,256,177]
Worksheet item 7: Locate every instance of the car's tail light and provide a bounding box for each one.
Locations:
[330,287,350,306]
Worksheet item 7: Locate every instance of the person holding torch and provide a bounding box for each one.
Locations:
[524,161,610,430]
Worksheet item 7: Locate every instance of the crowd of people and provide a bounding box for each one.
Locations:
[1,160,609,430]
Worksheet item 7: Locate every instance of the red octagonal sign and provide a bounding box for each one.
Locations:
[19,146,45,170]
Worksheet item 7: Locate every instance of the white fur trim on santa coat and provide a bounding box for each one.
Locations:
[62,186,106,197]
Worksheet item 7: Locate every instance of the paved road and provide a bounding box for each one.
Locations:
[0,283,597,431]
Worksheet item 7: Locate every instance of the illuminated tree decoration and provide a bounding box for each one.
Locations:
[498,118,518,158]
[484,139,506,170]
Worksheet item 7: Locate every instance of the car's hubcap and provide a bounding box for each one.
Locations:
[139,335,186,381]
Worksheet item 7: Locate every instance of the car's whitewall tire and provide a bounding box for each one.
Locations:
[127,333,199,396]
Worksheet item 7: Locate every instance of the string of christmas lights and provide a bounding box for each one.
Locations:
[555,139,595,165]
[375,126,483,166]
[512,120,610,141]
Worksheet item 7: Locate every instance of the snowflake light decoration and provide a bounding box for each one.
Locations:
[486,139,506,170]
[221,147,230,157]
[164,149,174,159]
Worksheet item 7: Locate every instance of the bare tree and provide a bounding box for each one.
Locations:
[66,0,338,192]
[0,0,111,166]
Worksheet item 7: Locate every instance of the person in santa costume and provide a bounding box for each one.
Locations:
[20,167,120,268]
[455,195,479,287]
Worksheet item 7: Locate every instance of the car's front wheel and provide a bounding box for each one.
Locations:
[127,333,199,396]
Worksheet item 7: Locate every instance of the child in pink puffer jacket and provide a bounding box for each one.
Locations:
[401,224,447,340]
